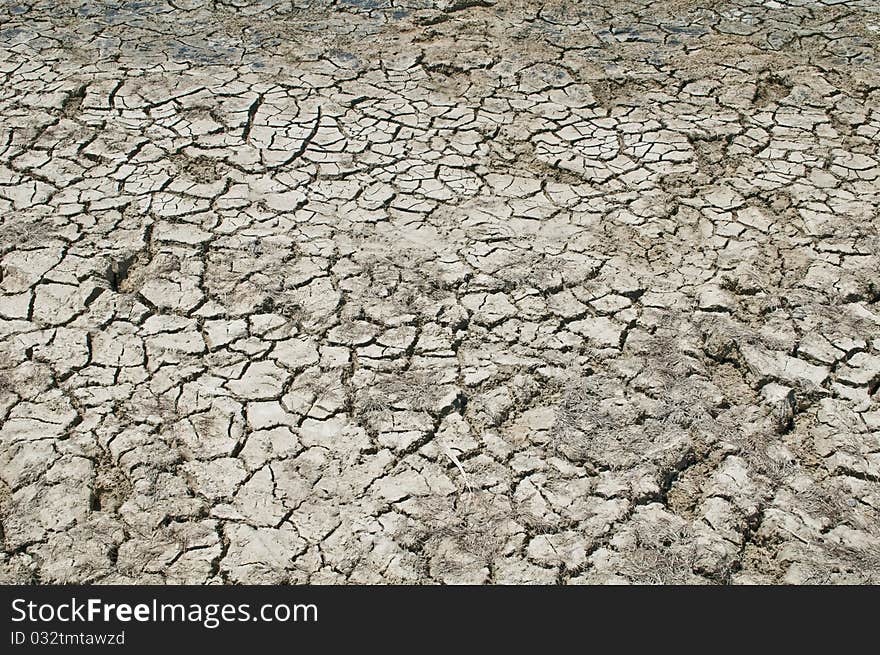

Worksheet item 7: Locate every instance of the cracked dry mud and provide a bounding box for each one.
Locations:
[1,0,879,586]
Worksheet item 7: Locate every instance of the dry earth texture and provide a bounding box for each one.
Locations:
[1,0,879,585]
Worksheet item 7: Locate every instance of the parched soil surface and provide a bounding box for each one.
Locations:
[1,0,879,584]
